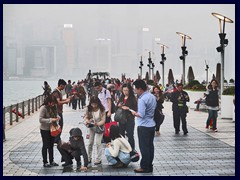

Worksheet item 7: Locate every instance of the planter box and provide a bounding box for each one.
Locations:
[185,90,205,109]
[221,95,234,119]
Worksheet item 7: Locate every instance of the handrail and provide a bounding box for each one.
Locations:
[3,95,45,141]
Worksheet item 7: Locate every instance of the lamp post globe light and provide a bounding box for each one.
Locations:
[211,12,234,97]
[157,43,169,87]
[176,32,192,85]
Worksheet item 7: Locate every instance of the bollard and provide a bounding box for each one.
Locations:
[10,105,13,125]
[16,104,19,122]
[3,107,6,141]
[35,97,37,111]
[38,96,41,108]
[28,99,30,115]
[22,101,25,119]
[32,98,34,113]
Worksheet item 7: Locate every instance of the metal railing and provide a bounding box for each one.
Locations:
[3,95,45,141]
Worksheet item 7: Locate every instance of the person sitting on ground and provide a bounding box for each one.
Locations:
[57,128,88,170]
[194,96,206,111]
[104,125,132,168]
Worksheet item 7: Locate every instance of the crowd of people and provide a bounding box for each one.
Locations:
[39,77,221,173]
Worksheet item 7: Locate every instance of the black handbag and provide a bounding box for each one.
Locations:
[154,109,165,125]
[114,108,127,124]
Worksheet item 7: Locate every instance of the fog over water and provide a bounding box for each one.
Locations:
[3,4,235,82]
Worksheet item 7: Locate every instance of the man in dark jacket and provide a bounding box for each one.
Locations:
[57,128,88,170]
[170,83,190,135]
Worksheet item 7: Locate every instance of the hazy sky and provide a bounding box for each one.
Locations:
[3,4,235,82]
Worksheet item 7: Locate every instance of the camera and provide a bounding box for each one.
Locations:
[207,84,212,90]
[87,121,94,128]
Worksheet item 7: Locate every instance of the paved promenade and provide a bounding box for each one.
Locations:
[3,101,235,176]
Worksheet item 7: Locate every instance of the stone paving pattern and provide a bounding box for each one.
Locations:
[3,101,235,176]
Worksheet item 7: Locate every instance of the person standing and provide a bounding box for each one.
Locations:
[51,79,72,143]
[65,80,72,107]
[42,81,52,98]
[117,83,137,150]
[39,95,60,167]
[152,86,164,136]
[77,82,87,109]
[205,79,220,132]
[170,83,190,135]
[94,81,112,143]
[131,79,156,173]
[94,81,112,122]
[84,96,106,165]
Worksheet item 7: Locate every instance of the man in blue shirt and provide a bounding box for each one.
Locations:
[131,80,156,173]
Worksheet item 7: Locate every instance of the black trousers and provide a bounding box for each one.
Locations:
[119,118,135,150]
[173,108,188,132]
[54,113,63,143]
[57,146,81,165]
[40,129,55,164]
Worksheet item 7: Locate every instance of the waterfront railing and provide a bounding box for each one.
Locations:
[3,95,45,141]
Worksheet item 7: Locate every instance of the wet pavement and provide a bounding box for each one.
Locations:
[3,101,235,176]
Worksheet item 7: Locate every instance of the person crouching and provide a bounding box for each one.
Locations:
[57,128,88,170]
[104,125,132,168]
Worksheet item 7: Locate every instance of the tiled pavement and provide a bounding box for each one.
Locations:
[3,101,235,176]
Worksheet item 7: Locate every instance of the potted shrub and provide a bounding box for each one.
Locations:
[221,86,235,119]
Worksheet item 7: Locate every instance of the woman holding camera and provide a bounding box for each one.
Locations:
[84,96,106,165]
[205,79,220,132]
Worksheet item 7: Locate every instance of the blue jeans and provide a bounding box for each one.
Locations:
[104,148,131,165]
[206,109,218,129]
[137,126,155,171]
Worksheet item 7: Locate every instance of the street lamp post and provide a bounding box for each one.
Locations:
[205,60,209,84]
[146,51,154,80]
[176,32,192,85]
[212,12,234,97]
[139,56,144,79]
[158,43,169,87]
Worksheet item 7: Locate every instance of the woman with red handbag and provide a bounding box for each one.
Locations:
[39,95,61,167]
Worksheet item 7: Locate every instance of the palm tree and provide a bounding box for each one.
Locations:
[155,70,161,83]
[212,73,216,80]
[187,66,195,83]
[168,69,174,85]
[145,72,149,81]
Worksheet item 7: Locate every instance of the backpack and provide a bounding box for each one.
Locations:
[104,89,116,114]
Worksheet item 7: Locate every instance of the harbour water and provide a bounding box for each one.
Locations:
[3,80,57,107]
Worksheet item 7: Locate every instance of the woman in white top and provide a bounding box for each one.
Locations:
[85,96,106,165]
[105,125,132,168]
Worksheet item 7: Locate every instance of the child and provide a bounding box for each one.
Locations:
[57,128,88,170]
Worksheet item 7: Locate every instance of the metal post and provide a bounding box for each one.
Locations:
[219,33,226,98]
[35,97,37,111]
[183,55,186,85]
[16,104,19,122]
[22,101,25,119]
[39,96,41,108]
[162,62,165,87]
[32,98,34,113]
[28,99,30,115]
[10,105,13,125]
